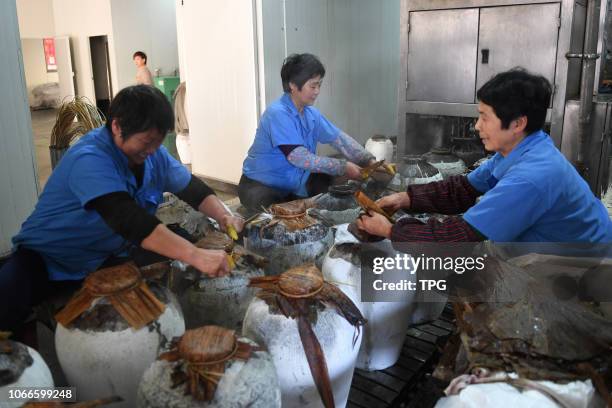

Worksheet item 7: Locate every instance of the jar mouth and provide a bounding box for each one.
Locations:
[371,135,388,141]
[329,184,357,196]
[178,326,238,364]
[278,264,324,298]
[429,147,452,155]
[84,262,141,295]
[402,154,424,162]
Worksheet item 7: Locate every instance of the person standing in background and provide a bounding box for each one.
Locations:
[133,51,153,86]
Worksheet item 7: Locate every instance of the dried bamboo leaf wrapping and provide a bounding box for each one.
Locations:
[55,265,165,329]
[50,96,105,148]
[54,289,95,327]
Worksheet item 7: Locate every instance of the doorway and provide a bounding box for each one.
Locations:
[89,35,113,116]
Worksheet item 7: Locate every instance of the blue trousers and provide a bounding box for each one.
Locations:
[0,247,56,332]
[238,173,333,213]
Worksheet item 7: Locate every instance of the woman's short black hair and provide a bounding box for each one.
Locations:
[477,67,552,134]
[133,51,147,64]
[105,85,174,140]
[281,53,325,93]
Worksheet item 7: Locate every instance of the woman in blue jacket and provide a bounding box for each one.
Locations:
[0,85,244,331]
[239,53,376,210]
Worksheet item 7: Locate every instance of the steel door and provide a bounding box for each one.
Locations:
[477,3,561,104]
[406,8,479,103]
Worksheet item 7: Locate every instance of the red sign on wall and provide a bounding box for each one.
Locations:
[43,38,57,72]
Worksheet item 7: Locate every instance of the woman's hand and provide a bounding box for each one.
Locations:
[198,195,244,237]
[187,248,231,277]
[141,224,232,277]
[345,162,363,180]
[377,192,411,213]
[220,213,245,235]
[355,211,393,239]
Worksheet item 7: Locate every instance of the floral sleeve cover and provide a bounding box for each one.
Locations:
[287,146,347,175]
